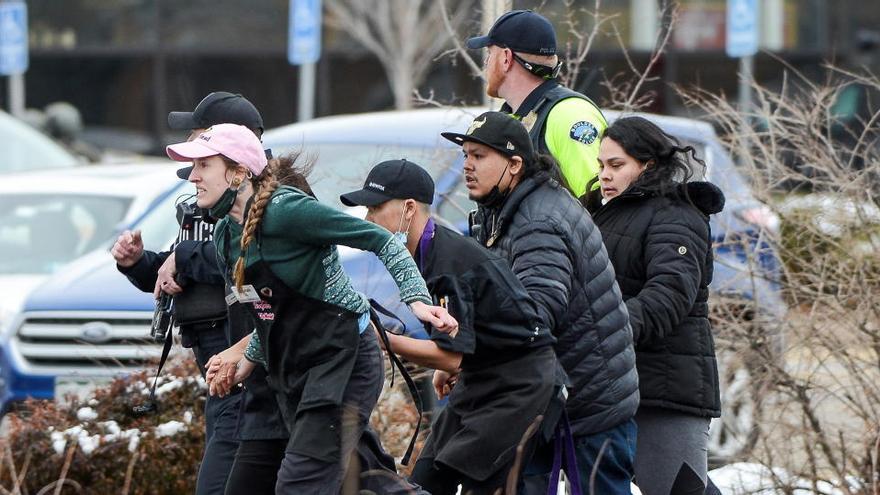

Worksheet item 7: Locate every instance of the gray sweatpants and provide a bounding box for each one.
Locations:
[633,407,710,495]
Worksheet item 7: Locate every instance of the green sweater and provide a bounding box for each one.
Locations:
[215,186,431,364]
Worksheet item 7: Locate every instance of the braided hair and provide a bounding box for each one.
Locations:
[231,152,314,290]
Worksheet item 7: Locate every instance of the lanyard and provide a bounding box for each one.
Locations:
[417,217,435,269]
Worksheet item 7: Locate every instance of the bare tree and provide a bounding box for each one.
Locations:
[683,64,880,493]
[324,0,475,110]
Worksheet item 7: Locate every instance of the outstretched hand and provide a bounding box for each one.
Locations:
[110,230,143,267]
[410,301,458,338]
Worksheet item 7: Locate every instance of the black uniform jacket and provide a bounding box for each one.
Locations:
[415,223,557,481]
[416,223,555,365]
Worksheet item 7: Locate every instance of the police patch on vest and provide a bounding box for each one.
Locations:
[570,121,599,145]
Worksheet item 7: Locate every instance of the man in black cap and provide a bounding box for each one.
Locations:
[111,92,288,495]
[441,111,639,495]
[341,159,559,495]
[466,10,606,199]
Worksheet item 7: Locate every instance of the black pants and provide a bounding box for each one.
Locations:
[224,439,288,495]
[275,329,419,494]
[188,325,241,495]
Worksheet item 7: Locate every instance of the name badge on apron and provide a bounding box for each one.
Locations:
[230,284,261,303]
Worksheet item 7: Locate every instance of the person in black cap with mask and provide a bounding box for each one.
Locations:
[111,91,288,495]
[441,111,639,495]
[341,159,559,495]
[466,10,606,199]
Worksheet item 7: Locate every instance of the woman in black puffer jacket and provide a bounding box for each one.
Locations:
[584,116,725,495]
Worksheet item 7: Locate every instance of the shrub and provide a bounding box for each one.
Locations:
[0,354,205,494]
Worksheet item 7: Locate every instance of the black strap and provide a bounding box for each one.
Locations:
[132,324,174,416]
[368,301,423,466]
[368,298,408,336]
[503,79,560,118]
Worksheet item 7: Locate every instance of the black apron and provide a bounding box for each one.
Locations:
[419,345,557,481]
[238,258,361,463]
[226,301,289,440]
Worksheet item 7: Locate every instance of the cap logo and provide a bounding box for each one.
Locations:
[466,117,486,135]
[368,182,386,191]
[506,141,515,150]
[198,133,212,142]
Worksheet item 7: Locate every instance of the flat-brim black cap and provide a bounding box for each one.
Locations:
[441,111,534,159]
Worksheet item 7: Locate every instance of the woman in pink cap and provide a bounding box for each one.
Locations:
[166,124,455,494]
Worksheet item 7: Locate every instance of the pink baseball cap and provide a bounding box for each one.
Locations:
[166,123,268,176]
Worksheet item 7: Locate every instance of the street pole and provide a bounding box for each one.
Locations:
[7,73,24,117]
[298,62,315,122]
[738,54,754,116]
[481,0,511,108]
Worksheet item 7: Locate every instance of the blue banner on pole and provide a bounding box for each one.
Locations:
[289,0,322,66]
[726,0,758,58]
[0,1,28,75]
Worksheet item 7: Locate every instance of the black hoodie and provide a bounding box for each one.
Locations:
[588,181,725,418]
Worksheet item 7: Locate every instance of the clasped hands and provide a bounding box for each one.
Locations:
[205,347,255,397]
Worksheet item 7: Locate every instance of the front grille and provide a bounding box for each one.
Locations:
[10,311,163,374]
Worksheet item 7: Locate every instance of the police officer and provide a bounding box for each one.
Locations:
[466,10,607,198]
[111,92,287,495]
[341,160,560,494]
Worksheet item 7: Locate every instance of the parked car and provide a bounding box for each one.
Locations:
[3,108,785,462]
[0,109,80,174]
[0,164,189,409]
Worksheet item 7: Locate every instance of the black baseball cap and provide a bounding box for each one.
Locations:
[170,92,265,179]
[441,111,534,159]
[340,159,435,207]
[168,92,263,133]
[466,10,556,55]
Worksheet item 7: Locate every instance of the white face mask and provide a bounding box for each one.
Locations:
[394,203,413,246]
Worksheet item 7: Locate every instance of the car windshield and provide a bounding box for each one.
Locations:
[0,194,131,274]
[273,143,462,217]
[0,111,80,173]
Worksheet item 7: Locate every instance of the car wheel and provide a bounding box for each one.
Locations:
[708,297,782,465]
[708,347,761,464]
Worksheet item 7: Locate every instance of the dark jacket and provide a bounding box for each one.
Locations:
[471,173,639,436]
[417,223,556,369]
[588,182,725,418]
[118,240,225,347]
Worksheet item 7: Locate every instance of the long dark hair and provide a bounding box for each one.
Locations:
[602,116,706,200]
[230,151,314,289]
[520,151,574,195]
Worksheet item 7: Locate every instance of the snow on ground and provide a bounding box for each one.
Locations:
[709,463,858,495]
[76,406,98,422]
[154,420,187,438]
[47,414,191,455]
